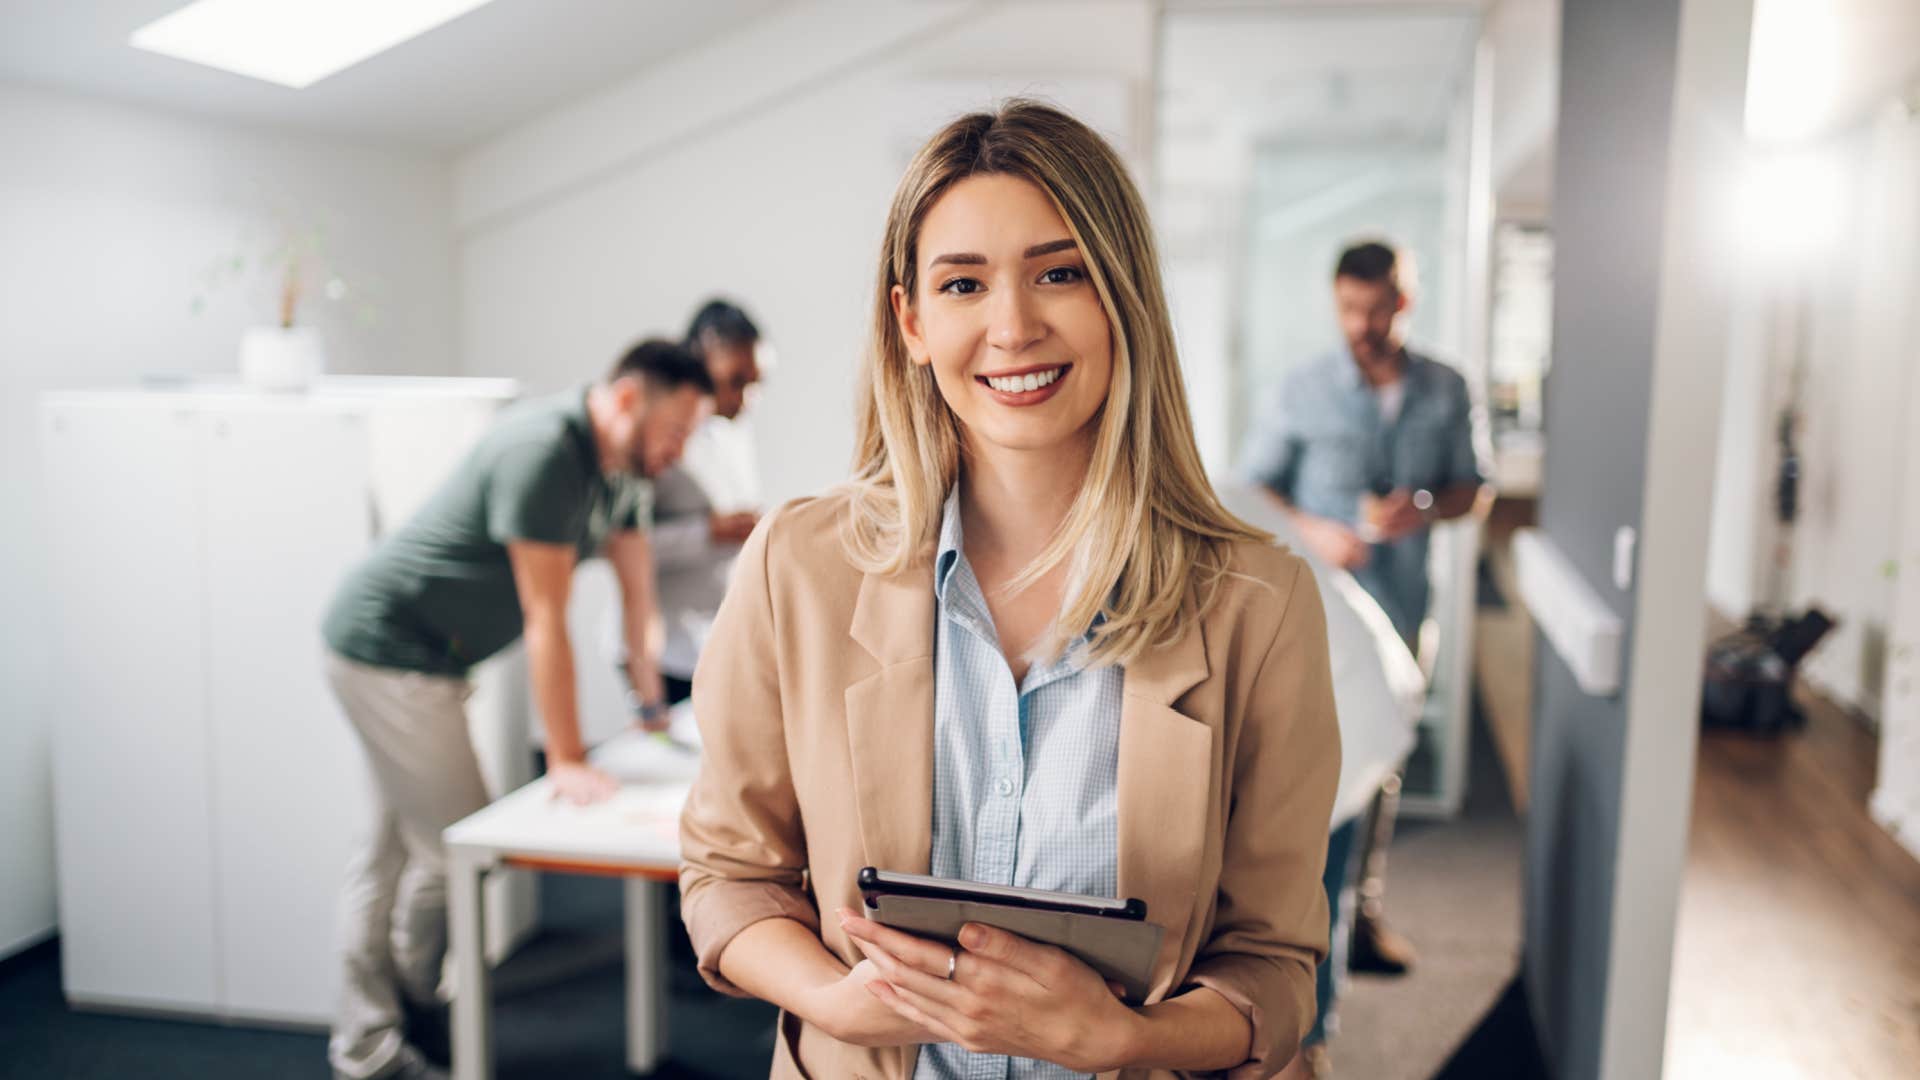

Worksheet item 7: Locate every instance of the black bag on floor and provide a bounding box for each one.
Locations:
[1699,608,1835,734]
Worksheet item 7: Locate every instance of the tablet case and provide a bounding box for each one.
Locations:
[864,893,1164,1003]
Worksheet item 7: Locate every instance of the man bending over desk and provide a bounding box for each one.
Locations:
[319,340,712,1080]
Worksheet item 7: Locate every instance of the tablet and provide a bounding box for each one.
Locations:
[857,868,1164,1003]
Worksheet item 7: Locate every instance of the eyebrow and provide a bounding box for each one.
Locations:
[927,238,1080,268]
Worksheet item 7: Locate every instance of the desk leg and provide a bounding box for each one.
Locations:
[449,848,493,1080]
[624,878,667,1074]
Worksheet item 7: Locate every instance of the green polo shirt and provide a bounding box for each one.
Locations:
[323,388,651,676]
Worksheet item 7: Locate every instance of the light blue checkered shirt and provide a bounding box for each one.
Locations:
[1239,347,1487,645]
[913,490,1125,1080]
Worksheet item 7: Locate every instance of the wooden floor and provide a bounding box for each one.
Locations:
[1666,684,1920,1079]
[1474,498,1537,814]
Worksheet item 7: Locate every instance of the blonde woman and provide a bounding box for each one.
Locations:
[679,101,1340,1079]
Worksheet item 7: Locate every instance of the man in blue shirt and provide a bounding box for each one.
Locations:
[1244,240,1489,1006]
[1243,241,1489,648]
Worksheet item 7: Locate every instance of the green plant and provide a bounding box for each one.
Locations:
[191,213,374,329]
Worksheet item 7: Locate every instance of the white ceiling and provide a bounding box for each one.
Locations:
[1153,6,1481,255]
[0,0,793,151]
[1159,8,1481,150]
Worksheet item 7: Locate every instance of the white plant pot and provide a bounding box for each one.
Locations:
[239,326,325,391]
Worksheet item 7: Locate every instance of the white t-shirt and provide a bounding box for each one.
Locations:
[1374,378,1406,424]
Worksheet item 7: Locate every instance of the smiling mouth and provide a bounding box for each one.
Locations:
[976,363,1071,395]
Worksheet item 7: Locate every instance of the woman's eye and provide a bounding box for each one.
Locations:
[938,277,984,295]
[1040,266,1085,285]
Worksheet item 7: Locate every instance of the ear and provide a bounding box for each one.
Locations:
[890,283,932,367]
[612,374,645,414]
[1393,289,1410,315]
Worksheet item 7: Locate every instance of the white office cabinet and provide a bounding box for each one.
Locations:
[202,405,374,1022]
[43,401,221,1013]
[41,378,527,1027]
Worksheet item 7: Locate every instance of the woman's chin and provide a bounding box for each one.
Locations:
[966,422,1090,457]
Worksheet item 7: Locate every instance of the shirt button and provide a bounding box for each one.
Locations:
[995,777,1014,797]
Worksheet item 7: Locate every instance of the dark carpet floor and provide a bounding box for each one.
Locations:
[1329,695,1540,1080]
[0,874,775,1079]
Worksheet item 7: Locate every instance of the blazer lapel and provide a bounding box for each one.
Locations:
[844,562,937,875]
[1116,608,1214,999]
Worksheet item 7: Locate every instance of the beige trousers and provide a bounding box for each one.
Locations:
[325,651,490,1079]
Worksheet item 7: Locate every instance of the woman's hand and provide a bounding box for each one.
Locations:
[797,958,940,1048]
[839,909,1143,1073]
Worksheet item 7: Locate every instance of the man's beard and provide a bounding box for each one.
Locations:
[1352,335,1393,364]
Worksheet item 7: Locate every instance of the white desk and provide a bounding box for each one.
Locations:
[443,725,699,1079]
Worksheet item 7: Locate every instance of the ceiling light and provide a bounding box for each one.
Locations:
[130,0,497,90]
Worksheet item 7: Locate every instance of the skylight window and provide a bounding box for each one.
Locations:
[130,0,497,90]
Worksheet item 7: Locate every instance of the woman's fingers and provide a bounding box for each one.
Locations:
[869,969,993,1052]
[852,918,1132,1066]
[845,927,971,1009]
[866,979,965,1045]
[839,911,956,978]
[956,922,1073,989]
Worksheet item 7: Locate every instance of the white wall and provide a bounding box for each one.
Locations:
[1487,0,1561,218]
[1702,266,1779,618]
[452,0,1156,506]
[1704,99,1920,721]
[1788,108,1918,719]
[0,82,457,958]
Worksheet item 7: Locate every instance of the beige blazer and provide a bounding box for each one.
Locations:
[679,491,1340,1080]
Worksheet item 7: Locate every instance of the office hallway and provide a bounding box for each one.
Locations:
[1667,684,1920,1079]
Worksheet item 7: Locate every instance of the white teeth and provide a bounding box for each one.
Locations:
[986,367,1063,393]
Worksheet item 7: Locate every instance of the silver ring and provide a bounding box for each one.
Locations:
[944,948,958,981]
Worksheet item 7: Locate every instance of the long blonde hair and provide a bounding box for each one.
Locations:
[843,99,1268,667]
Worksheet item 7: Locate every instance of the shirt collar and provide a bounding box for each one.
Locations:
[1335,344,1424,393]
[933,485,966,605]
[1334,345,1368,390]
[930,485,1103,671]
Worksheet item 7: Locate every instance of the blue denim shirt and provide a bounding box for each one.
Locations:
[1241,347,1486,644]
[913,488,1124,1080]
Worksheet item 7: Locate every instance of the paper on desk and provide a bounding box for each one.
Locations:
[540,784,686,844]
[589,704,703,784]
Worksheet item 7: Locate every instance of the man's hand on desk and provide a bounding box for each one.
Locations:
[549,760,620,805]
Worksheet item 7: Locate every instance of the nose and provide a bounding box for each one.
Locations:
[988,286,1045,354]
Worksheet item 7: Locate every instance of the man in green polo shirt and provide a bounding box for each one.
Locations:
[320,339,712,1080]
